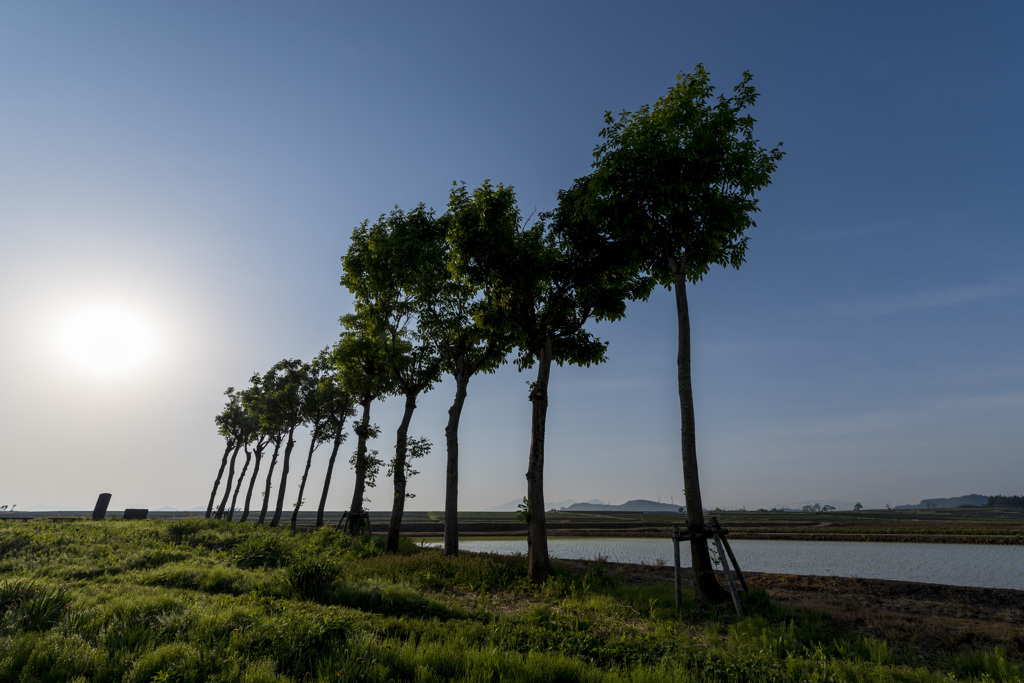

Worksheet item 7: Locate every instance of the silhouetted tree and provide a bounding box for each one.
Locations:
[343,207,443,552]
[251,360,304,525]
[266,359,305,528]
[290,349,356,531]
[413,182,515,556]
[449,182,642,582]
[212,389,249,520]
[238,382,273,523]
[206,388,242,519]
[582,65,783,601]
[328,323,394,532]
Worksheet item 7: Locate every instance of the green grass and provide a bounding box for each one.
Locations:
[0,518,1020,682]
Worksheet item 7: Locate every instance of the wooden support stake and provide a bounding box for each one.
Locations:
[672,524,682,610]
[712,528,743,617]
[712,517,748,592]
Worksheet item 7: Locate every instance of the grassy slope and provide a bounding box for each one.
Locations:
[0,519,1019,682]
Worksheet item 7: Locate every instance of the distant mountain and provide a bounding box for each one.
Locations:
[561,499,683,513]
[895,494,989,510]
[487,498,581,513]
[779,500,858,511]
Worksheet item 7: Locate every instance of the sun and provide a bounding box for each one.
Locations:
[57,305,158,373]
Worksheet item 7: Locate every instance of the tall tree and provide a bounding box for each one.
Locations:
[226,424,254,522]
[291,349,356,531]
[416,182,514,556]
[449,182,642,582]
[250,360,305,526]
[212,389,248,520]
[342,207,442,552]
[266,359,305,528]
[328,324,393,532]
[238,382,273,523]
[206,388,242,519]
[583,65,784,601]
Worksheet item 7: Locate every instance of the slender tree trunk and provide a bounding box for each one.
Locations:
[270,426,297,527]
[239,446,263,523]
[669,254,727,603]
[526,337,553,583]
[443,369,471,556]
[386,392,417,553]
[258,439,283,524]
[346,395,373,535]
[227,448,252,521]
[290,430,322,531]
[206,441,234,518]
[216,441,243,519]
[316,421,346,529]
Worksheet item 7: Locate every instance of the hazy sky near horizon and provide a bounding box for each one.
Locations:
[2,2,1021,513]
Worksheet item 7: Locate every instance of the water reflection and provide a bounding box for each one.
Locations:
[424,538,1023,589]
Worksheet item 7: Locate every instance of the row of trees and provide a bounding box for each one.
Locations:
[205,341,390,534]
[206,65,783,601]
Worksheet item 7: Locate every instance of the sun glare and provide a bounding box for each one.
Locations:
[57,305,158,373]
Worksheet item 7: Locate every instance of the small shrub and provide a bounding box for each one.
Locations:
[0,580,73,632]
[236,534,290,569]
[165,519,206,544]
[287,557,342,602]
[0,529,33,556]
[19,584,72,631]
[0,578,27,610]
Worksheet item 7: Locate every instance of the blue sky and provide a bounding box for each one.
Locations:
[1,2,1021,512]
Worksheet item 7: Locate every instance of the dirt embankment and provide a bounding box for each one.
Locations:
[556,559,1024,667]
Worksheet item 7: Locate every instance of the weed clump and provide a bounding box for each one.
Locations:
[164,518,207,544]
[0,579,72,632]
[235,533,291,569]
[286,557,342,602]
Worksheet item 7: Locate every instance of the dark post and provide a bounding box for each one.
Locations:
[92,493,112,521]
[672,524,682,610]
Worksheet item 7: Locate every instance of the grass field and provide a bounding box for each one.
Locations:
[8,507,1024,544]
[1,517,1020,681]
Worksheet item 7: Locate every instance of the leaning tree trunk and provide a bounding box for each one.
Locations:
[443,368,471,556]
[206,440,234,518]
[290,430,323,531]
[526,337,553,583]
[345,395,373,535]
[315,420,347,529]
[670,254,728,604]
[239,445,263,523]
[270,427,297,527]
[386,392,417,553]
[215,441,243,519]
[227,447,252,521]
[258,439,283,524]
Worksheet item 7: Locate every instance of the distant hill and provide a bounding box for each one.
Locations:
[561,499,683,513]
[487,498,587,513]
[895,494,989,510]
[780,500,858,512]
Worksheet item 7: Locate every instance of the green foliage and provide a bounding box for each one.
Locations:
[586,64,784,288]
[286,557,343,602]
[0,580,72,633]
[0,520,1014,682]
[165,518,207,544]
[235,532,292,569]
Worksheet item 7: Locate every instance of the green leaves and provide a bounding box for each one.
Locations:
[586,64,784,287]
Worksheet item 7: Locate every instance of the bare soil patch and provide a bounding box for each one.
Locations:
[556,559,1024,666]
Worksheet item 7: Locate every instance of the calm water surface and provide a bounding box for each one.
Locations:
[425,538,1023,590]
